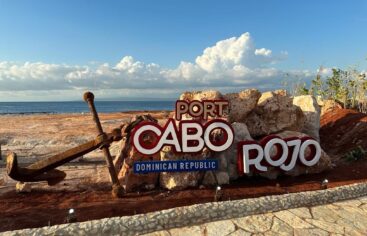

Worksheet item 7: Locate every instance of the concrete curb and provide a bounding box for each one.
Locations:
[2,182,367,236]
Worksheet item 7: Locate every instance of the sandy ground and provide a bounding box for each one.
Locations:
[0,111,170,163]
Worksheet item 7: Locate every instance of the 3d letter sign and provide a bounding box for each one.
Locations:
[237,135,321,174]
[132,119,234,155]
[131,99,322,174]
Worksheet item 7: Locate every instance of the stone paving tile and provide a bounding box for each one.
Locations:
[360,203,367,212]
[305,218,345,234]
[143,230,171,236]
[268,217,293,235]
[232,213,273,233]
[339,227,364,236]
[310,204,341,223]
[333,199,362,207]
[273,211,313,229]
[169,226,204,236]
[228,229,251,236]
[203,220,236,236]
[294,228,329,236]
[359,196,367,204]
[334,206,367,231]
[147,196,367,236]
[288,207,312,219]
[336,218,367,235]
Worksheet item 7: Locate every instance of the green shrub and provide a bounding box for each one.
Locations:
[343,146,366,162]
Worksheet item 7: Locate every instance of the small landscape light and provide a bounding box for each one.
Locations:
[214,185,222,202]
[65,208,77,223]
[321,179,329,189]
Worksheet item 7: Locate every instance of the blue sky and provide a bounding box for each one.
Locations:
[0,1,366,101]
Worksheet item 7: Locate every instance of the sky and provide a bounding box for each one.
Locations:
[0,0,366,101]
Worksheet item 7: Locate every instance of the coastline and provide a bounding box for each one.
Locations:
[0,101,176,115]
[0,110,173,116]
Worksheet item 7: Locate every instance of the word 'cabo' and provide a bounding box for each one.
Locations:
[132,119,234,155]
[238,135,321,174]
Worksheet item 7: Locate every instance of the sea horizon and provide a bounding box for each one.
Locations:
[0,100,175,115]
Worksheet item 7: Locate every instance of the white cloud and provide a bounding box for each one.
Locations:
[0,32,313,100]
[254,48,272,57]
[317,67,333,77]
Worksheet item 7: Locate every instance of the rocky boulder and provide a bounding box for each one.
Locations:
[160,146,211,190]
[177,90,226,122]
[321,99,343,115]
[118,146,160,192]
[202,122,253,185]
[293,95,321,141]
[258,130,332,179]
[179,90,223,101]
[116,115,160,192]
[224,89,261,123]
[245,90,305,138]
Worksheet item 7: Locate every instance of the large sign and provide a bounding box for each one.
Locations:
[131,100,322,175]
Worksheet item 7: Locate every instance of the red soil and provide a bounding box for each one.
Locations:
[320,108,367,157]
[1,108,367,232]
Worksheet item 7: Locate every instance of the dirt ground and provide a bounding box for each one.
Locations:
[320,108,367,158]
[0,108,367,232]
[1,160,367,232]
[0,110,170,161]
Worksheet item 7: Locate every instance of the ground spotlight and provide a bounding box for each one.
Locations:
[321,179,329,189]
[214,185,222,201]
[65,208,77,223]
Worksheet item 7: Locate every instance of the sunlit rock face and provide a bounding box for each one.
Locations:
[293,95,321,141]
[202,122,253,185]
[245,90,305,138]
[159,146,211,190]
[224,89,261,123]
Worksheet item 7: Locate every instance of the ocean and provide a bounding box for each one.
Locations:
[0,101,175,114]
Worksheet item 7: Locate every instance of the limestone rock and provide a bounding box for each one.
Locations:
[117,116,160,192]
[179,90,223,101]
[321,99,343,115]
[293,95,321,141]
[245,90,305,137]
[202,122,253,185]
[202,171,230,186]
[16,182,31,193]
[224,89,261,123]
[160,146,211,190]
[118,144,160,192]
[258,130,332,179]
[177,90,225,122]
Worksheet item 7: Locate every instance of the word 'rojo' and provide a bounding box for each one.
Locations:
[132,118,234,155]
[237,135,321,174]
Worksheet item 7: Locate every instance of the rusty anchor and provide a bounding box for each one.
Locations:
[6,91,125,198]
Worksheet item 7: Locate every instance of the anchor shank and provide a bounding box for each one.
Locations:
[27,139,99,174]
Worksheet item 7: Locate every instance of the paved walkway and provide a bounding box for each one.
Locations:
[144,196,367,236]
